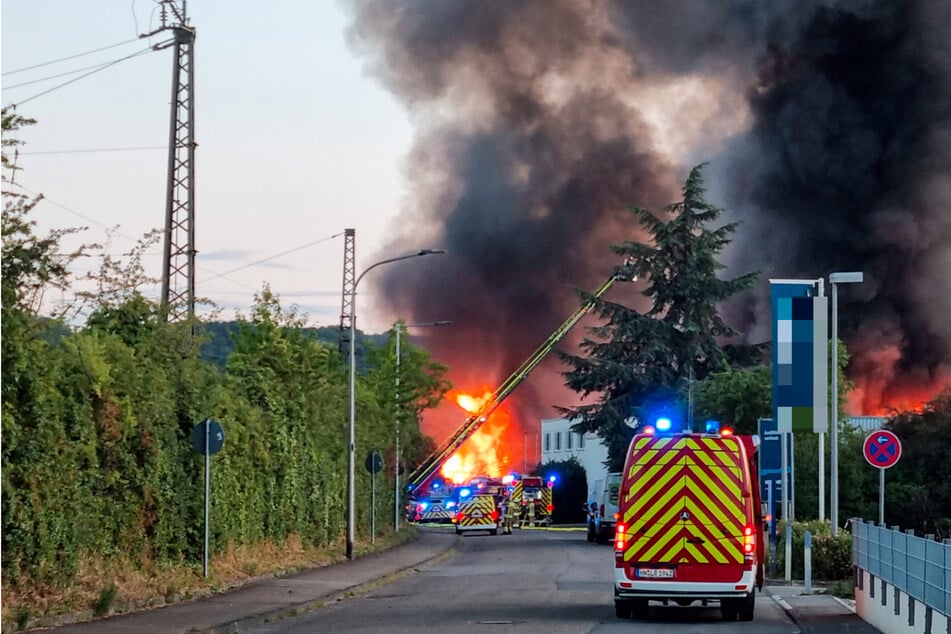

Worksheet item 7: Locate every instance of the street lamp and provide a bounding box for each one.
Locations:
[347,249,445,559]
[829,271,863,535]
[394,320,452,531]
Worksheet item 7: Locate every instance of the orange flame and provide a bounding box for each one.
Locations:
[439,387,514,484]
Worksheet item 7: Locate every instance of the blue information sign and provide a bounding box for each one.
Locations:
[758,418,793,517]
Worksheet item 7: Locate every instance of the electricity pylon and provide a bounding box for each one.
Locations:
[144,1,197,323]
[340,228,356,353]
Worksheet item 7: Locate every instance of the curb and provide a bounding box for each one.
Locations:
[202,538,459,633]
[831,595,856,613]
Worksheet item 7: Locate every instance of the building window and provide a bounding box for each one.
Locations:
[566,432,573,450]
[544,433,551,452]
[579,433,586,449]
[555,432,562,451]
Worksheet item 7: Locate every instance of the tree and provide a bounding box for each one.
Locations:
[559,164,759,469]
[532,457,588,524]
[693,364,771,435]
[365,324,451,473]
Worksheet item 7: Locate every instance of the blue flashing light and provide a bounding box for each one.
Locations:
[407,484,414,491]
[432,481,442,490]
[459,488,472,498]
[446,501,456,509]
[655,417,672,431]
[418,501,429,511]
[548,475,557,483]
[705,419,721,434]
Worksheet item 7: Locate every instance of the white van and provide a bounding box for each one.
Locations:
[593,472,621,544]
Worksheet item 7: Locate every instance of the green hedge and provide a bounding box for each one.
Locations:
[772,520,853,581]
[1,290,440,589]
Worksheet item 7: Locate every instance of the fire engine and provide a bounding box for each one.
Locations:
[613,421,764,622]
[404,262,636,504]
[509,475,554,528]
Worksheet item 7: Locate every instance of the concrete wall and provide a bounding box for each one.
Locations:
[855,568,950,634]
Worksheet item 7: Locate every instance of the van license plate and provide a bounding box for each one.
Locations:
[471,511,482,518]
[636,568,674,579]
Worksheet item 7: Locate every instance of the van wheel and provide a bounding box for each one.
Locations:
[720,598,738,621]
[455,528,462,535]
[614,600,632,619]
[595,528,608,545]
[737,591,755,621]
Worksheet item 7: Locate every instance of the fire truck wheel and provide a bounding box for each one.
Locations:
[720,598,738,621]
[737,591,755,621]
[614,600,632,619]
[455,527,462,536]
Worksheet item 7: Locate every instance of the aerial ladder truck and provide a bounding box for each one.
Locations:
[404,261,636,498]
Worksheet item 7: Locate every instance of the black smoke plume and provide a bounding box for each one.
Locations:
[345,0,951,442]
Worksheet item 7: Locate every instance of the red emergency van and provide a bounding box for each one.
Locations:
[613,430,764,621]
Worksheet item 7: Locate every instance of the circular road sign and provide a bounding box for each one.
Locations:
[365,451,384,474]
[863,430,901,469]
[192,419,225,455]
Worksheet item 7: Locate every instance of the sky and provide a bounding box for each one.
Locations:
[2,0,415,332]
[4,1,950,431]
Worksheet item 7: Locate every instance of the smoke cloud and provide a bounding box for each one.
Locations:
[345,0,951,444]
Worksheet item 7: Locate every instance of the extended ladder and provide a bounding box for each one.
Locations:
[405,262,635,493]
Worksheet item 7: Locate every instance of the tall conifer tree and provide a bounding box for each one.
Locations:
[559,164,758,468]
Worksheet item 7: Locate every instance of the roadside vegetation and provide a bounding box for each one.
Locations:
[1,109,446,628]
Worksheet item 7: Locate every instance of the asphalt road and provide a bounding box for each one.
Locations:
[250,527,807,634]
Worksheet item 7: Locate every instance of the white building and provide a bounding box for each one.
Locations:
[539,417,609,493]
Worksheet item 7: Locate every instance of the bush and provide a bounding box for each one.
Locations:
[773,520,852,581]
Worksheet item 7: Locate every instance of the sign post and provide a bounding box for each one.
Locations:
[365,451,384,545]
[192,419,225,577]
[862,430,901,525]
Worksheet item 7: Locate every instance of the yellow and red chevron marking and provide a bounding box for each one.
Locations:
[458,495,497,527]
[622,436,749,565]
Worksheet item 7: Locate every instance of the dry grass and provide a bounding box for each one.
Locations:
[1,527,417,631]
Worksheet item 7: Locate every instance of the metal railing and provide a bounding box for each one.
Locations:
[851,518,951,615]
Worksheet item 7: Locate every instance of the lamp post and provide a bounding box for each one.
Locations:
[394,319,452,532]
[829,271,863,535]
[347,249,445,559]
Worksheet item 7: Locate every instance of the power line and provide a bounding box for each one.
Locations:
[11,183,343,296]
[5,46,157,108]
[19,146,166,156]
[3,54,153,90]
[1,38,140,76]
[199,233,346,284]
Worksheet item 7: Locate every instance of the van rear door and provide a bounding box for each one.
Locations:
[621,436,748,577]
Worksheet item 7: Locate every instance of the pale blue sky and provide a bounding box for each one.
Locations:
[2,1,414,330]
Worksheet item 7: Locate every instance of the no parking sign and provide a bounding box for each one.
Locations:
[863,430,901,469]
[863,429,901,525]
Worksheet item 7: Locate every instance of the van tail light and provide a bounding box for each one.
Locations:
[743,525,755,555]
[547,504,554,513]
[615,523,626,551]
[455,512,465,523]
[490,510,499,521]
